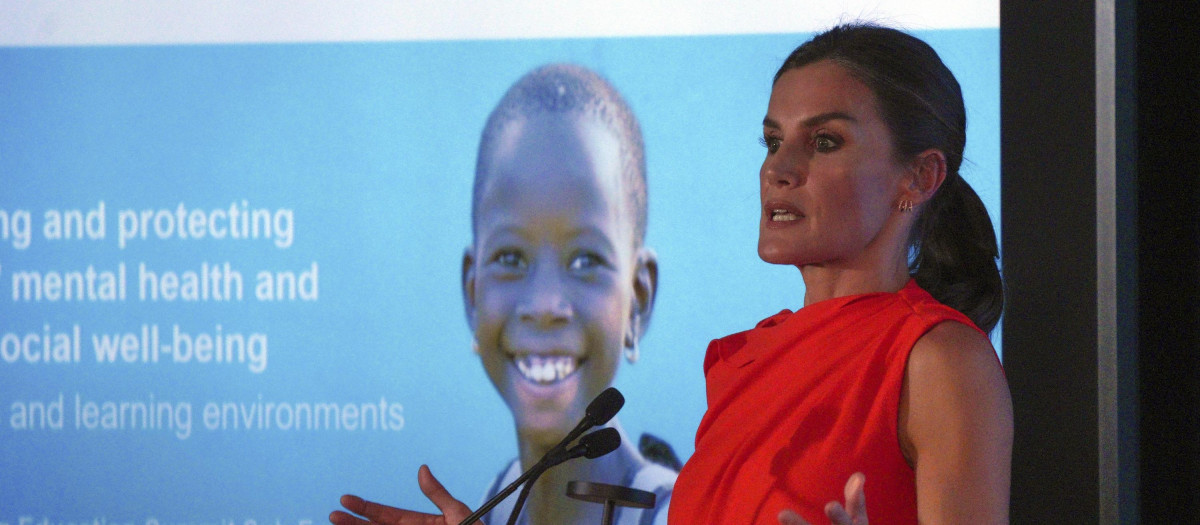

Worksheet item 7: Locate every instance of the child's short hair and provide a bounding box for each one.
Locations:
[473,63,648,246]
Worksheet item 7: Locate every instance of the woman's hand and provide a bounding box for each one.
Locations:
[777,472,867,525]
[330,465,476,525]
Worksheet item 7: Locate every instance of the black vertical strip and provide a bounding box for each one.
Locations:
[1001,1,1100,521]
[1137,1,1200,521]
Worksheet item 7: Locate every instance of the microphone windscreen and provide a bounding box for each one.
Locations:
[585,387,624,425]
[580,427,621,459]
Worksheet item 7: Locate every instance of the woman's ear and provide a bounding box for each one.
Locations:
[905,148,948,206]
[625,247,659,362]
[461,246,477,333]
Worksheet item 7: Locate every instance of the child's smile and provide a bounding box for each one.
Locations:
[512,354,580,385]
[501,328,586,388]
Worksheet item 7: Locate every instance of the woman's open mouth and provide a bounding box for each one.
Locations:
[770,208,800,222]
[765,201,805,223]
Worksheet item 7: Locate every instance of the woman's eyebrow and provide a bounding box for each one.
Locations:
[762,111,858,129]
[802,111,857,127]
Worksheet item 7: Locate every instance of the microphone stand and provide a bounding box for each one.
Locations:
[456,459,544,525]
[503,428,621,525]
[457,388,624,525]
[503,462,548,525]
[565,481,656,525]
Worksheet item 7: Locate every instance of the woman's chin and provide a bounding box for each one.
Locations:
[758,247,798,266]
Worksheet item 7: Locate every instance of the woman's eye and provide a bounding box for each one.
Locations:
[759,136,781,154]
[814,134,840,153]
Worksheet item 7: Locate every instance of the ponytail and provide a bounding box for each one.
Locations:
[911,174,1004,333]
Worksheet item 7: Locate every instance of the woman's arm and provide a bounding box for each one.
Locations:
[900,321,1013,524]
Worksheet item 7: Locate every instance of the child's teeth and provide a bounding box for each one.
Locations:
[515,355,578,384]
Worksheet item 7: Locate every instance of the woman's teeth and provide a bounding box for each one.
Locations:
[514,355,578,384]
[771,209,798,221]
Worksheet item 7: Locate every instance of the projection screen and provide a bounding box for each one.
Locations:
[1,2,999,522]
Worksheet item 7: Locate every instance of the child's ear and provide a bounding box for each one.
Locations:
[462,246,477,333]
[626,247,658,353]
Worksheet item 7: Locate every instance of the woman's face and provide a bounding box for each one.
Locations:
[466,112,636,447]
[758,60,909,269]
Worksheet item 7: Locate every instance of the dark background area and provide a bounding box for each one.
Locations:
[1003,1,1199,521]
[1135,0,1200,521]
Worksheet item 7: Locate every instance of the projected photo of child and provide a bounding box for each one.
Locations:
[333,61,678,525]
[462,63,678,525]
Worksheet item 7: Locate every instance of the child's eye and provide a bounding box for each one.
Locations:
[491,250,526,270]
[759,136,781,154]
[568,252,606,272]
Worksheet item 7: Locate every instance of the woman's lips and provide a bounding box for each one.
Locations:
[764,202,804,225]
[770,209,800,221]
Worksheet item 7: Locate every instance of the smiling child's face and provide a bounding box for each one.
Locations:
[465,112,638,447]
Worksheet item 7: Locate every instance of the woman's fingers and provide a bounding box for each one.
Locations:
[329,508,370,525]
[416,465,473,522]
[779,473,868,525]
[331,493,443,525]
[825,472,867,525]
[777,509,812,525]
[843,472,867,520]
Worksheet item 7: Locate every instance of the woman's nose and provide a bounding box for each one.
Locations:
[761,146,806,188]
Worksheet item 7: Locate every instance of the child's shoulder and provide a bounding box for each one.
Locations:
[637,432,682,472]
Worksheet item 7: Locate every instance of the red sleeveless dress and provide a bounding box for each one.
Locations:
[669,280,985,524]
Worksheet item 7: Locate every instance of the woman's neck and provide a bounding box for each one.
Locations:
[799,256,910,306]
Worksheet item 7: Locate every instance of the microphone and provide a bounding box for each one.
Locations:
[556,387,624,457]
[504,428,621,525]
[547,427,621,465]
[457,388,625,525]
[585,387,625,423]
